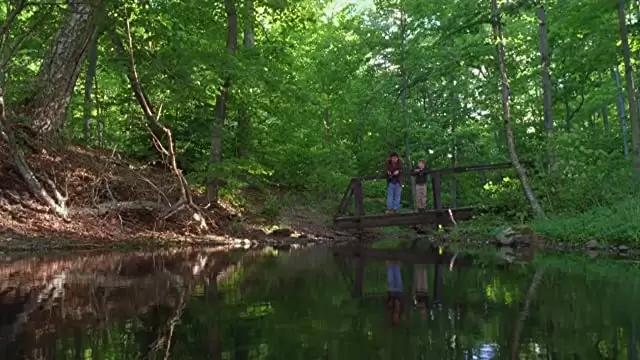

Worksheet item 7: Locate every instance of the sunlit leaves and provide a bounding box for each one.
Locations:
[43,0,640,217]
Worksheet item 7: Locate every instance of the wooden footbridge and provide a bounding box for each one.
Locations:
[333,162,516,229]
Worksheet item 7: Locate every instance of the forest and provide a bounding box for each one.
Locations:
[0,0,639,246]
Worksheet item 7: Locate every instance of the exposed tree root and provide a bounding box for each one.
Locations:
[73,200,164,216]
[0,88,69,219]
[0,3,71,219]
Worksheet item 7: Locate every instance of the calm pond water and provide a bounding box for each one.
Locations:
[0,245,639,359]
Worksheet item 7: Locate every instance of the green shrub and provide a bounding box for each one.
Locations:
[262,193,283,218]
[532,198,640,245]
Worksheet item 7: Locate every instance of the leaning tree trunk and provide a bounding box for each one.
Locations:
[26,0,105,138]
[617,0,640,174]
[491,0,546,219]
[510,269,545,359]
[207,0,238,202]
[109,29,167,148]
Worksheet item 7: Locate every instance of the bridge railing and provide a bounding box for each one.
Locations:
[335,162,520,219]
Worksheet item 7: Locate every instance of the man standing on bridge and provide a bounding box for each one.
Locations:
[385,152,403,214]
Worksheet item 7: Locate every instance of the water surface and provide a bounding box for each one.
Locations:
[0,246,639,359]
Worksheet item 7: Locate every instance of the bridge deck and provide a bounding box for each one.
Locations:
[333,207,474,229]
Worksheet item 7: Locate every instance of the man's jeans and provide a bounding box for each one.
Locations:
[387,262,403,293]
[387,182,401,210]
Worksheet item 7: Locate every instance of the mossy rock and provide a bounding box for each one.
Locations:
[513,224,534,235]
[495,225,540,246]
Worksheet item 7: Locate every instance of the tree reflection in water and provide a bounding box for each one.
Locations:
[0,246,639,359]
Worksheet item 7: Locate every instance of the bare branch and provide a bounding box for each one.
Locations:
[106,6,213,232]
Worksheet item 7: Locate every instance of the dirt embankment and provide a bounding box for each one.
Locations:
[0,146,361,251]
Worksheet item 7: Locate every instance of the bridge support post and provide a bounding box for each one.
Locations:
[433,261,442,302]
[352,254,365,299]
[431,172,442,229]
[352,178,364,217]
[431,172,442,210]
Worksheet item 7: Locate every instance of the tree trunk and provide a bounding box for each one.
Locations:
[400,2,414,205]
[0,1,87,219]
[491,0,546,219]
[602,105,610,132]
[450,90,458,208]
[242,0,255,48]
[208,84,228,202]
[207,0,238,202]
[94,74,104,147]
[537,6,555,171]
[613,66,629,156]
[637,88,640,130]
[617,0,640,173]
[83,31,99,144]
[26,0,105,138]
[73,329,83,360]
[0,87,68,217]
[206,279,221,360]
[235,0,255,158]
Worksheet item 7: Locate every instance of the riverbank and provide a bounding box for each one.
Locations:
[0,146,368,252]
[439,199,640,253]
[0,196,362,252]
[531,198,640,245]
[2,146,639,253]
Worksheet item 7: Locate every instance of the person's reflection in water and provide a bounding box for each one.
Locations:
[413,263,429,321]
[385,260,404,325]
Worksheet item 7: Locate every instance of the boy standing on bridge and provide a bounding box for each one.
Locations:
[385,152,403,214]
[412,159,428,211]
